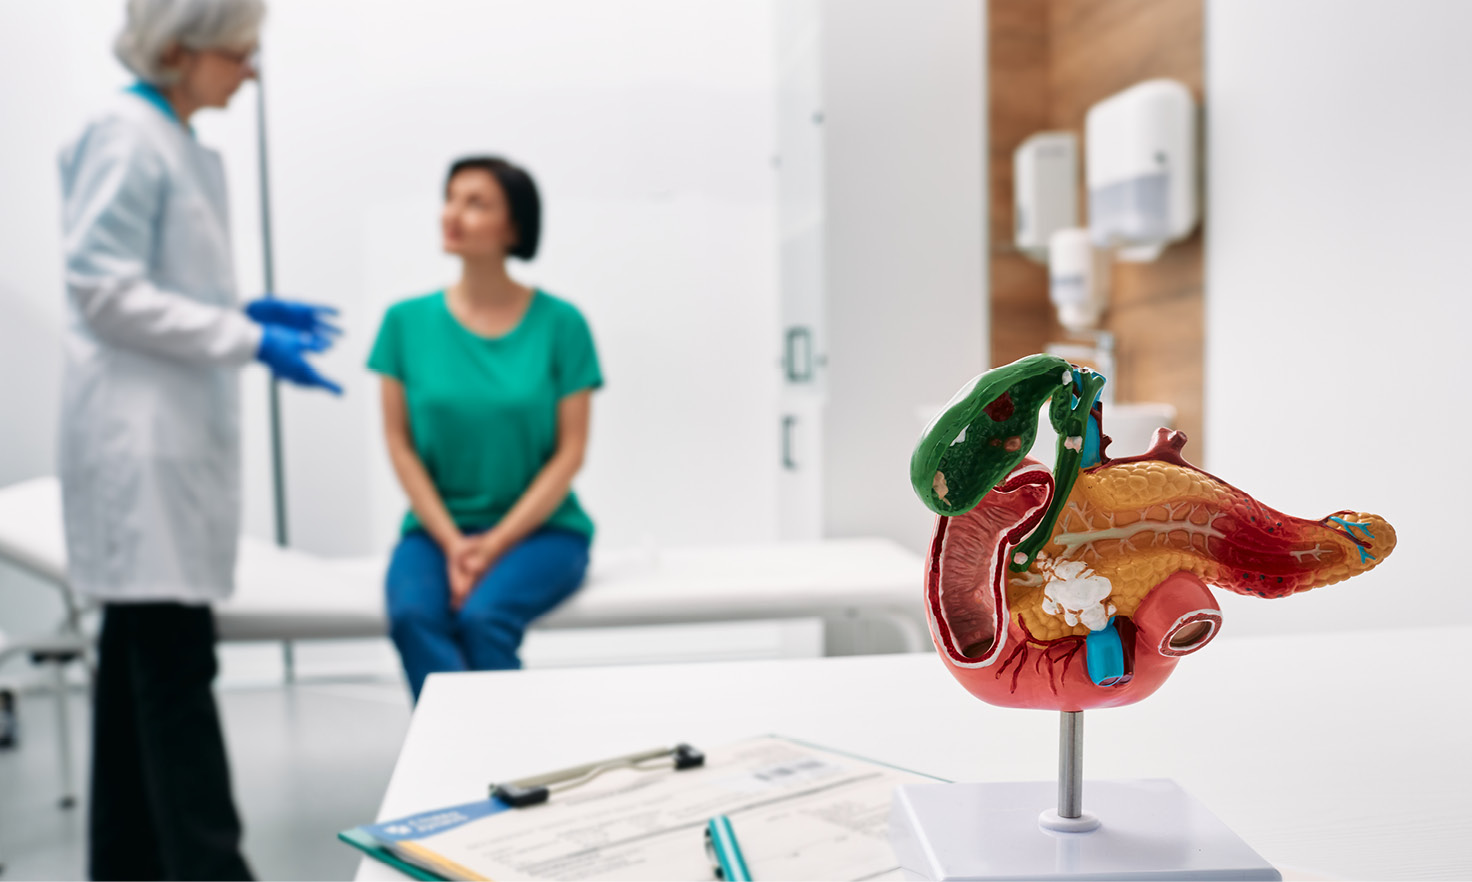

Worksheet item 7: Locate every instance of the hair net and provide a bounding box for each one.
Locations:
[113,0,266,85]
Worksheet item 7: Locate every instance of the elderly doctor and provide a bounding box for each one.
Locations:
[58,0,338,878]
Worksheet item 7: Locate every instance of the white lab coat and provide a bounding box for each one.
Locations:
[57,90,262,603]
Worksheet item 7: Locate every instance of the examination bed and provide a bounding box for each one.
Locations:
[0,476,926,647]
[0,475,926,804]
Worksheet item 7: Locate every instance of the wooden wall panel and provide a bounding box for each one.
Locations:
[987,0,1205,456]
[987,0,1057,371]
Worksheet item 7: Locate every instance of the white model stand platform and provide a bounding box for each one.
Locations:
[890,710,1279,880]
[890,778,1280,881]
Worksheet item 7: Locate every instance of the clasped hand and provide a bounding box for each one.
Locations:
[446,531,508,610]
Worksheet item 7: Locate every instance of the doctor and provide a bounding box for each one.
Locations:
[58,1,338,878]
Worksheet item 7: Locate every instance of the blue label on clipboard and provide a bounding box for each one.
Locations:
[363,798,512,843]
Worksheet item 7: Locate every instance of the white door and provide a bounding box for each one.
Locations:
[774,0,826,539]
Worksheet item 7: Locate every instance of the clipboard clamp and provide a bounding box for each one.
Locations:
[491,743,705,807]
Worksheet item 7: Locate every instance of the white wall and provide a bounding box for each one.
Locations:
[0,2,781,569]
[0,4,87,637]
[1,1,988,629]
[819,0,988,553]
[1205,0,1472,634]
[259,0,781,555]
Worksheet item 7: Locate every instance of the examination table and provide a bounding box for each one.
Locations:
[0,475,927,805]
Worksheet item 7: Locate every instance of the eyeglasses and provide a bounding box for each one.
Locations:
[202,46,260,71]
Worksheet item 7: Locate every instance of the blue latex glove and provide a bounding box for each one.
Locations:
[256,325,343,395]
[245,297,342,340]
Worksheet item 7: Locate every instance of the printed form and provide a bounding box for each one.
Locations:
[393,736,937,880]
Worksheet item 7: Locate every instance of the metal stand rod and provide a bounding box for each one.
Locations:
[1058,710,1084,819]
[255,61,288,553]
[51,663,75,809]
[257,59,297,688]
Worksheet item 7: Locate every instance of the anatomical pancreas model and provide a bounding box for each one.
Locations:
[910,354,1395,711]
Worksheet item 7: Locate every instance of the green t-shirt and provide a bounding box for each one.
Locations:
[367,289,603,540]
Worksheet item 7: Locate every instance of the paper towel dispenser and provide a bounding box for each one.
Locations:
[1085,79,1199,261]
[1013,132,1078,261]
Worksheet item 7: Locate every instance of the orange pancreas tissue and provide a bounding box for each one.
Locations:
[1007,452,1396,642]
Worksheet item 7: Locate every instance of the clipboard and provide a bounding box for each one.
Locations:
[491,742,706,807]
[338,826,446,882]
[341,735,945,881]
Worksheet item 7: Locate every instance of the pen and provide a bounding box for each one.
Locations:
[704,815,752,881]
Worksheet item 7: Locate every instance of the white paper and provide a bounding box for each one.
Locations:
[394,736,935,881]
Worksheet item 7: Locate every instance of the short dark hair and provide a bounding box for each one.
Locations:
[445,156,541,260]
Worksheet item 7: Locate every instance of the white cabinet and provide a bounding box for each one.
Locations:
[773,0,988,551]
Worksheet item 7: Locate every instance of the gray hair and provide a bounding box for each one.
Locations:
[113,0,266,85]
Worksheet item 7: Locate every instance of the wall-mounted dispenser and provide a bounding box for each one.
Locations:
[1085,78,1198,262]
[1013,132,1078,261]
[1048,227,1109,333]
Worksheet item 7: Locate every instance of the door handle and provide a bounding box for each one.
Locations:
[784,326,813,383]
[782,415,798,470]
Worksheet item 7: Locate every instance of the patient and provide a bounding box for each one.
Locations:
[368,156,602,702]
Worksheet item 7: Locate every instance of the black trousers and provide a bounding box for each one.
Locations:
[89,603,253,881]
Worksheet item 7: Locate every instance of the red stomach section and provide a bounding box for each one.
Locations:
[926,463,1223,712]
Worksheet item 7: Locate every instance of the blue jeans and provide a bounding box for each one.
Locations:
[385,528,590,702]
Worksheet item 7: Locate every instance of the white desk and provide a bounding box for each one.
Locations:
[357,627,1470,881]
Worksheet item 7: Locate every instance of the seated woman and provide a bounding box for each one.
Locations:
[369,156,602,702]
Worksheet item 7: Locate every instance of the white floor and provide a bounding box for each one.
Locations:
[0,619,824,881]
